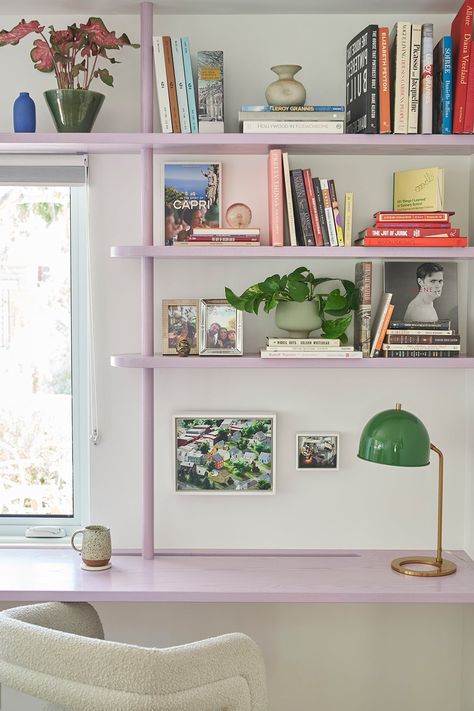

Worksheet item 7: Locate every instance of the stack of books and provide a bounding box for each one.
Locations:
[260,337,363,359]
[382,320,461,358]
[267,149,352,247]
[240,105,345,134]
[356,211,467,248]
[175,228,261,247]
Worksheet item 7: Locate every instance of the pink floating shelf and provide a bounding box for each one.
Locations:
[111,354,474,369]
[111,245,474,260]
[2,132,474,155]
[1,548,473,603]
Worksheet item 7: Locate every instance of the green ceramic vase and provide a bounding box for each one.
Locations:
[275,300,322,338]
[44,89,105,133]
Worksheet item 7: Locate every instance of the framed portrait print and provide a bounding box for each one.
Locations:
[296,433,339,471]
[199,299,243,355]
[174,414,276,493]
[162,299,199,355]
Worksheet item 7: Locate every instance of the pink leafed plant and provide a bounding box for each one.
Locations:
[0,18,139,90]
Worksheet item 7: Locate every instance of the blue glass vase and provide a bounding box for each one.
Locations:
[13,92,36,132]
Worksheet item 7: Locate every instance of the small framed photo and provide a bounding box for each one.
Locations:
[174,414,276,493]
[162,300,199,355]
[296,433,339,471]
[199,299,243,356]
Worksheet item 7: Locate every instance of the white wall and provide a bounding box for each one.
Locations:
[1,9,473,711]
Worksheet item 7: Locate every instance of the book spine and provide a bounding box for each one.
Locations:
[344,192,353,246]
[346,24,378,133]
[328,180,345,246]
[452,1,474,133]
[152,37,173,133]
[383,344,460,351]
[385,334,460,344]
[364,228,460,237]
[362,237,467,247]
[241,105,346,112]
[419,24,433,133]
[463,41,474,132]
[374,221,451,229]
[378,27,391,133]
[354,261,372,357]
[370,294,392,357]
[320,179,338,246]
[267,338,340,346]
[313,178,330,246]
[242,121,344,133]
[171,37,191,133]
[260,350,363,359]
[239,112,345,122]
[197,50,224,133]
[181,38,199,133]
[193,229,260,235]
[265,346,354,352]
[390,320,451,329]
[373,304,394,357]
[303,169,324,246]
[385,350,459,357]
[282,152,297,247]
[268,149,285,247]
[408,24,422,133]
[375,211,452,221]
[443,37,453,134]
[290,170,315,246]
[391,22,411,133]
[387,329,454,335]
[162,36,181,133]
[186,236,260,242]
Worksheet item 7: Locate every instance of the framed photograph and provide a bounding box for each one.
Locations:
[163,162,221,245]
[162,300,199,355]
[296,433,339,471]
[199,299,243,356]
[174,414,276,493]
[384,261,458,330]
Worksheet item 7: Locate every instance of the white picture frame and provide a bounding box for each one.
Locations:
[174,414,276,493]
[199,298,243,356]
[296,433,340,471]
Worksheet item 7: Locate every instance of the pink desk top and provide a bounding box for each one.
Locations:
[1,548,474,603]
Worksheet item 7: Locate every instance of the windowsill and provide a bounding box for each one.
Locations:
[0,536,71,547]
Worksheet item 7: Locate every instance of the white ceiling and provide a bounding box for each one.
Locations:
[0,0,461,14]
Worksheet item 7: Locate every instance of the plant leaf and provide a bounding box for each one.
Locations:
[0,19,43,46]
[95,67,114,86]
[80,17,140,49]
[30,39,55,72]
[324,289,346,312]
[321,315,353,339]
[287,280,309,302]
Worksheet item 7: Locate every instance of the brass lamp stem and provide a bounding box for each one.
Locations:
[430,443,443,565]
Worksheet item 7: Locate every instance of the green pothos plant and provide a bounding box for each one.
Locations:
[225,266,359,342]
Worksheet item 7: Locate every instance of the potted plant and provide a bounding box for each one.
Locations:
[225,267,358,340]
[0,18,139,132]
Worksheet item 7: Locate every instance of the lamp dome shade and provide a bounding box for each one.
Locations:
[358,406,431,467]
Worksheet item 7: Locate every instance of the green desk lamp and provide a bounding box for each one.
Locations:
[358,403,456,577]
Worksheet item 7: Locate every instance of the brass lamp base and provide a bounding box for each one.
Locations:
[391,556,457,577]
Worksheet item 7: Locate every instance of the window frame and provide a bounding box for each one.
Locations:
[0,184,89,537]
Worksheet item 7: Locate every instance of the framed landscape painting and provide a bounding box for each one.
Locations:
[174,414,276,493]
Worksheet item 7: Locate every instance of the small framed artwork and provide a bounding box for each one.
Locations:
[174,414,276,493]
[296,433,339,471]
[199,299,243,356]
[162,300,199,355]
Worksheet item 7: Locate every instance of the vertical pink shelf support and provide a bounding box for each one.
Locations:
[140,1,154,559]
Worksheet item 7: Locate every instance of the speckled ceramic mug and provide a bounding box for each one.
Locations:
[71,525,111,567]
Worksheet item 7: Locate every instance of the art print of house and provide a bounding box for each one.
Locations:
[258,452,271,465]
[243,451,256,463]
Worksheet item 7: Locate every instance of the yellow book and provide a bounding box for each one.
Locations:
[393,167,444,212]
[344,192,353,246]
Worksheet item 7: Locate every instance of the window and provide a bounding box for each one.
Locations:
[0,160,88,534]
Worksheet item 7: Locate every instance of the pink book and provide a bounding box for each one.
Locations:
[268,149,284,246]
[463,41,474,132]
[451,0,474,133]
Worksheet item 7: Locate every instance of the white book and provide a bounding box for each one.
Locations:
[152,36,172,133]
[282,152,297,247]
[419,24,433,134]
[320,179,338,247]
[267,338,340,346]
[408,24,422,134]
[242,121,344,134]
[260,350,363,359]
[390,22,411,134]
[382,344,460,351]
[370,293,393,357]
[266,346,354,352]
[171,37,191,133]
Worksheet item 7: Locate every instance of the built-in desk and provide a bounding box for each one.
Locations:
[1,548,474,603]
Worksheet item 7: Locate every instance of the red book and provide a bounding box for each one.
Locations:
[374,211,454,222]
[375,222,452,229]
[378,27,391,133]
[268,149,284,246]
[365,227,460,237]
[363,236,468,247]
[451,0,474,133]
[464,42,474,131]
[302,169,324,246]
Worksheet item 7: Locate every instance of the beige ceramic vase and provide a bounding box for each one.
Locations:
[265,64,306,106]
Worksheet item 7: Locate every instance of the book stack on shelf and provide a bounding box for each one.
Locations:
[260,338,363,359]
[381,320,461,359]
[346,1,474,135]
[268,149,352,247]
[175,227,261,247]
[239,105,345,134]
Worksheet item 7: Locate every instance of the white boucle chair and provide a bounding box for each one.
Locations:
[0,602,268,711]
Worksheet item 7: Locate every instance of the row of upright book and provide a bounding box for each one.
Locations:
[346,1,474,134]
[153,37,223,133]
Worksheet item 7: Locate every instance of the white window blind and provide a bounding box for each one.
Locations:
[0,155,88,186]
